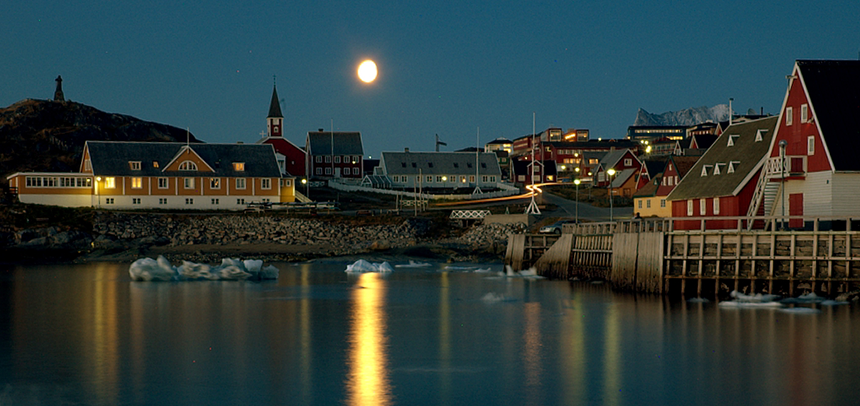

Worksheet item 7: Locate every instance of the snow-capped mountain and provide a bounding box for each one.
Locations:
[633,105,731,127]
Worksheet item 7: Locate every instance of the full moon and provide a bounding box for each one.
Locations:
[357,60,378,83]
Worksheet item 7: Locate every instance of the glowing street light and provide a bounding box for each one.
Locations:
[607,168,616,222]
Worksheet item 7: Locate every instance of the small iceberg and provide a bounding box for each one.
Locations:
[719,290,783,308]
[503,265,546,279]
[780,292,825,304]
[395,260,432,268]
[129,256,279,281]
[481,292,516,303]
[687,297,710,303]
[345,259,394,273]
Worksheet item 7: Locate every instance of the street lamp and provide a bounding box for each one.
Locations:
[779,140,787,230]
[607,168,616,222]
[302,178,309,200]
[95,176,101,208]
[574,178,581,223]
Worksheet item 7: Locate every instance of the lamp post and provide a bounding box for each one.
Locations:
[95,176,101,208]
[779,140,787,230]
[574,178,581,223]
[607,168,616,222]
[302,178,309,200]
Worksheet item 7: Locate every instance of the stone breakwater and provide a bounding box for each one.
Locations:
[1,212,527,263]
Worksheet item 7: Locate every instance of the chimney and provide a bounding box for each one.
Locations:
[318,128,324,132]
[404,148,410,153]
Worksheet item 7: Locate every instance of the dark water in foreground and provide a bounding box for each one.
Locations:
[0,260,858,406]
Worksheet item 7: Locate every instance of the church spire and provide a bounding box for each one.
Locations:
[54,75,65,102]
[266,76,284,138]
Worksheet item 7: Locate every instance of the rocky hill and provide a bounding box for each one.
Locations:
[633,105,731,127]
[0,99,200,184]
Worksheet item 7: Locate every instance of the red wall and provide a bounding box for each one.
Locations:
[771,71,831,172]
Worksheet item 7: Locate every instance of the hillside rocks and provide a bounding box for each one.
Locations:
[1,212,527,263]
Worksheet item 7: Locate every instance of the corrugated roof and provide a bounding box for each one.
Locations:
[85,141,283,178]
[380,151,502,176]
[667,116,777,200]
[796,60,860,171]
[307,132,364,156]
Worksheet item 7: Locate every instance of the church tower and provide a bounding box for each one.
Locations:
[267,79,283,138]
[54,75,65,102]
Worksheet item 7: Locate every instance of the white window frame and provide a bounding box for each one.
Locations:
[131,177,143,189]
[624,158,632,166]
[184,178,195,189]
[129,161,141,170]
[700,198,706,215]
[158,177,169,189]
[687,200,693,216]
[261,178,271,190]
[233,162,245,172]
[807,136,815,155]
[105,177,116,189]
[210,178,221,189]
[335,156,341,164]
[236,178,246,190]
[786,107,793,126]
[714,197,720,215]
[179,160,198,171]
[801,104,808,123]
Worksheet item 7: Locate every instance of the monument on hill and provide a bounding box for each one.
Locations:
[54,75,65,102]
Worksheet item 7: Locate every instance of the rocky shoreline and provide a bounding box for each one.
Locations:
[1,212,526,264]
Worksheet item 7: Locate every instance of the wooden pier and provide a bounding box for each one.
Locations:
[505,216,860,297]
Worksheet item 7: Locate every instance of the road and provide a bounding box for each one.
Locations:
[540,191,633,222]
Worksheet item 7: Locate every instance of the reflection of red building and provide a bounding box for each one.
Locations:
[257,84,307,178]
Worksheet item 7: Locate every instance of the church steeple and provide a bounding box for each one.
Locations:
[266,76,283,138]
[54,75,65,102]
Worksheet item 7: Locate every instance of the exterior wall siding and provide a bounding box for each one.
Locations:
[830,172,860,216]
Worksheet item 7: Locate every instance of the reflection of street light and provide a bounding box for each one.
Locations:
[779,140,787,230]
[607,168,616,222]
[574,178,581,223]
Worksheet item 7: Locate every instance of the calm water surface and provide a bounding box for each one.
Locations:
[1,260,858,405]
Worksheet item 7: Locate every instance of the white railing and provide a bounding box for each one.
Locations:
[327,180,520,201]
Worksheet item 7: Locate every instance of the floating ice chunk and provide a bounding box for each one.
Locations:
[780,292,826,304]
[821,300,849,306]
[130,256,279,281]
[445,265,475,271]
[473,268,493,273]
[395,260,432,268]
[687,297,710,303]
[345,259,393,273]
[129,256,177,281]
[730,291,781,303]
[481,292,515,303]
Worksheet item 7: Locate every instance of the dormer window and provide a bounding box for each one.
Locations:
[727,134,739,147]
[129,161,141,170]
[179,161,197,171]
[428,162,434,168]
[728,161,739,173]
[412,162,417,168]
[755,129,767,142]
[152,161,159,168]
[453,163,459,168]
[701,165,712,177]
[714,163,725,175]
[233,162,245,171]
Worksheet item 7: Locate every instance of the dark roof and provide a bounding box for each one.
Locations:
[691,134,719,150]
[268,85,283,118]
[643,159,668,178]
[512,160,557,177]
[634,174,661,198]
[796,60,860,171]
[380,151,502,176]
[486,138,512,145]
[85,141,283,178]
[667,116,777,200]
[306,132,364,156]
[670,155,701,178]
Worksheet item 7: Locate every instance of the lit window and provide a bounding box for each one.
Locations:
[179,161,198,171]
[131,177,142,189]
[184,178,195,189]
[210,178,220,189]
[233,162,245,171]
[236,178,246,189]
[152,161,159,168]
[105,177,116,188]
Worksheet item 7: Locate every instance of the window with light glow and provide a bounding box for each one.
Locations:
[131,177,142,189]
[105,177,116,188]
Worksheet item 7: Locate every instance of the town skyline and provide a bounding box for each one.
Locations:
[3,1,858,156]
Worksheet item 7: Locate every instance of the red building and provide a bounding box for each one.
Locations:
[667,117,778,230]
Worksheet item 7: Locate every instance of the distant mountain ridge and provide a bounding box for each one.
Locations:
[633,105,731,127]
[0,99,200,183]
